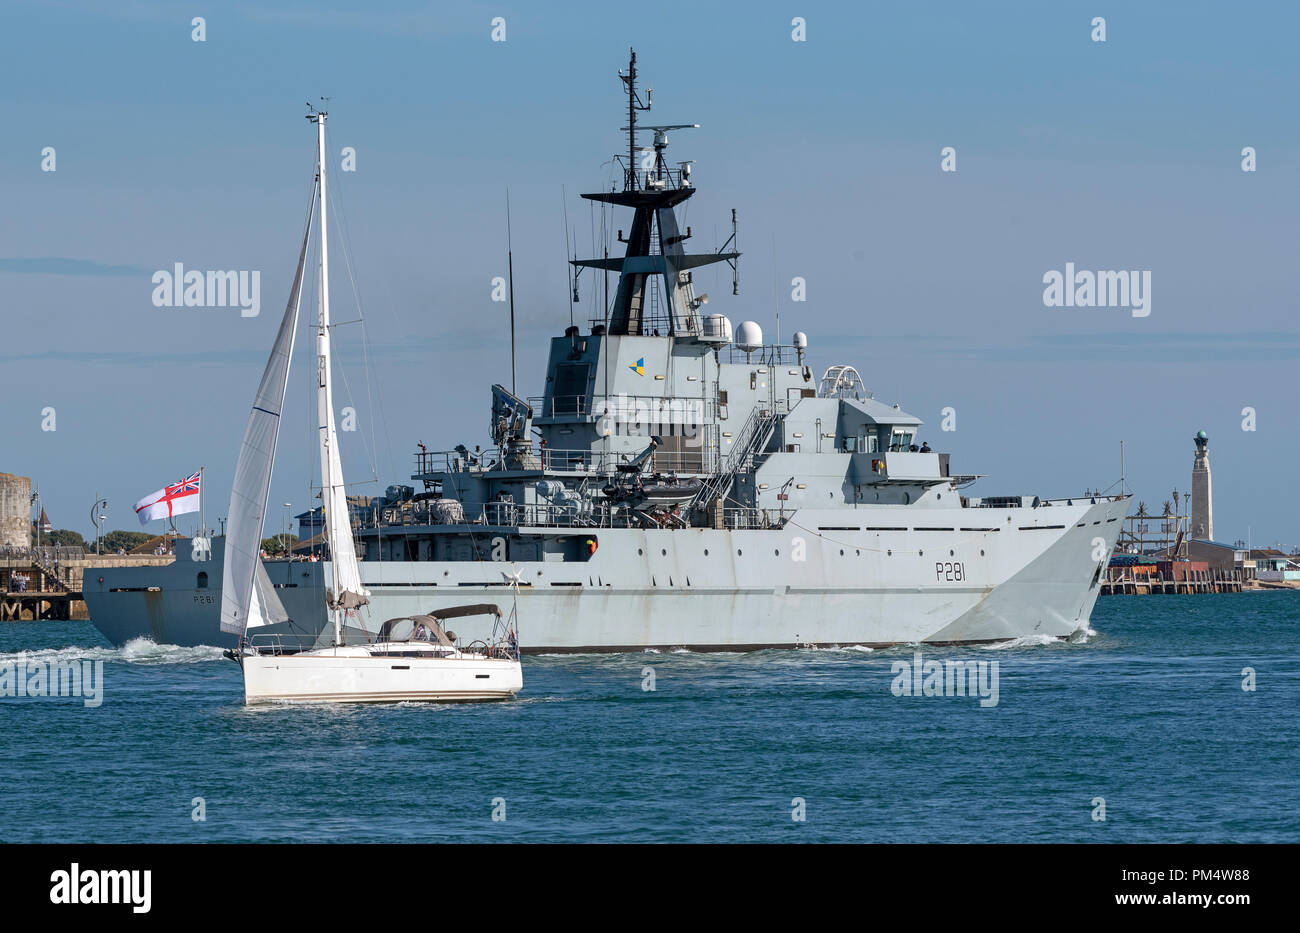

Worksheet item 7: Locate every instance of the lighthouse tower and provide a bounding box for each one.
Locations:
[1191,430,1213,540]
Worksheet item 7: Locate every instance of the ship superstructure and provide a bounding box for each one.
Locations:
[86,51,1128,651]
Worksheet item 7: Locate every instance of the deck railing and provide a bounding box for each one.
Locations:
[416,444,712,476]
[0,545,87,562]
[354,499,784,532]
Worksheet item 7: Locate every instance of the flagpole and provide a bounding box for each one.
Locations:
[199,466,205,542]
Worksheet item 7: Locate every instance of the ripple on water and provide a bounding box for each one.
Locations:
[0,597,1295,843]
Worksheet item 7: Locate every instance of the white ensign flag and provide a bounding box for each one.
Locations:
[134,471,202,525]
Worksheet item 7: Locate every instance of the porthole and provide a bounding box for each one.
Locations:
[980,550,985,556]
[919,550,924,556]
[949,550,954,556]
[839,549,844,556]
[737,549,743,556]
[704,548,710,556]
[856,549,860,556]
[637,548,643,555]
[661,548,667,556]
[887,549,892,556]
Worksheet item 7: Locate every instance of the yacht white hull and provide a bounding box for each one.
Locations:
[240,649,523,704]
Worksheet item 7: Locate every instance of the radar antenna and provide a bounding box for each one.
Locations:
[718,209,740,295]
[624,124,701,186]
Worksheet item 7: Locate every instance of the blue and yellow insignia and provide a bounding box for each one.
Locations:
[629,357,645,376]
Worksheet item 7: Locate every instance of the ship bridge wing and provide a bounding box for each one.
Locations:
[841,396,923,426]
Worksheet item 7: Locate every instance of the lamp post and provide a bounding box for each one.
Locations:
[90,498,108,555]
[30,490,40,555]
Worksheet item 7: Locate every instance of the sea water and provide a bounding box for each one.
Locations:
[1,594,1296,843]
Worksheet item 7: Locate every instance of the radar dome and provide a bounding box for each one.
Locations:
[736,321,763,353]
[792,331,808,350]
[702,313,733,344]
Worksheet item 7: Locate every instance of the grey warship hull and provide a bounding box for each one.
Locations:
[87,493,1125,650]
[87,49,1127,653]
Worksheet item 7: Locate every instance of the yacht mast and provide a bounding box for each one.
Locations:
[314,110,340,645]
[310,108,369,645]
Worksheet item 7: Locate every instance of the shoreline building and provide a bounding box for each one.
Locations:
[1191,430,1213,541]
[0,472,32,550]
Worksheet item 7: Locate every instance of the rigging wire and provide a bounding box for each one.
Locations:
[325,178,390,495]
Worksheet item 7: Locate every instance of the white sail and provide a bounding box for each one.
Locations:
[312,111,368,640]
[252,559,290,625]
[237,537,293,632]
[219,182,317,636]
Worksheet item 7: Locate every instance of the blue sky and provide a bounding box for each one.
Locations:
[1,0,1297,546]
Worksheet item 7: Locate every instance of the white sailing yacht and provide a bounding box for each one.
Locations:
[221,108,523,705]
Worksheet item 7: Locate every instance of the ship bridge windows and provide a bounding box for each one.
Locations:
[838,435,879,453]
[889,429,915,452]
[552,363,591,415]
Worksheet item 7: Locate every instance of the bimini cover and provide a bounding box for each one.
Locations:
[378,614,455,647]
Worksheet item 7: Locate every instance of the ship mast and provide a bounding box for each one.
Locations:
[571,49,740,338]
[620,48,651,191]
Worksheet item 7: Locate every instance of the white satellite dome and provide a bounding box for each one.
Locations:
[792,331,808,350]
[736,320,763,352]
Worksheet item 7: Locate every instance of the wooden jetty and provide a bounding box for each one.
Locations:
[1100,565,1243,595]
[1,547,173,621]
[0,553,79,620]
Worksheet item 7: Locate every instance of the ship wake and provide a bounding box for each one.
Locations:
[0,637,225,666]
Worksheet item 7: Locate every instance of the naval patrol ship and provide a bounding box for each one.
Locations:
[86,51,1128,651]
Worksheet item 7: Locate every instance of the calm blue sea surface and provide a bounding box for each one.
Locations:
[1,595,1296,843]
